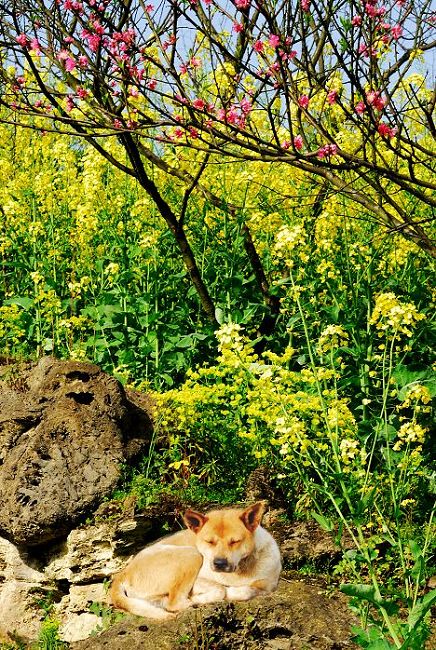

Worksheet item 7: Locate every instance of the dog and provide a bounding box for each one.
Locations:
[109,501,281,619]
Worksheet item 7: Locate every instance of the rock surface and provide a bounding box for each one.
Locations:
[70,581,358,650]
[0,356,153,546]
[0,499,182,644]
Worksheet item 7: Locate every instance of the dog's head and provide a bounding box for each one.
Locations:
[183,502,266,573]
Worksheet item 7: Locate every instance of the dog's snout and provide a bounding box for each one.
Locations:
[213,557,229,571]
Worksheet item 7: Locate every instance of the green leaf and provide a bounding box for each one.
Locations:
[4,296,34,310]
[311,511,334,531]
[340,583,384,606]
[215,307,224,325]
[406,589,436,631]
[408,539,422,561]
[410,556,425,582]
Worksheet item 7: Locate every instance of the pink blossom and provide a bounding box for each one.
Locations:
[57,49,69,61]
[355,101,366,114]
[16,33,29,47]
[366,90,386,111]
[301,0,310,12]
[365,3,378,17]
[179,63,188,74]
[65,57,76,72]
[240,97,252,114]
[113,119,123,129]
[391,24,403,39]
[189,127,199,138]
[365,90,377,105]
[281,140,291,149]
[174,127,184,139]
[193,98,206,110]
[88,34,101,52]
[92,21,105,36]
[226,108,239,124]
[294,135,303,150]
[233,22,244,33]
[378,123,397,138]
[317,143,338,158]
[358,43,377,57]
[351,15,362,26]
[268,34,280,48]
[190,57,201,68]
[235,0,250,8]
[327,90,337,105]
[82,30,101,52]
[216,108,226,121]
[145,3,154,11]
[30,38,41,54]
[147,79,157,90]
[77,87,89,98]
[253,40,264,53]
[298,94,309,109]
[78,55,88,68]
[65,96,75,112]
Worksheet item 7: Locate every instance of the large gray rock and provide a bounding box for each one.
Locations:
[0,357,153,546]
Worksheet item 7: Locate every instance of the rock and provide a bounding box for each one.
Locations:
[272,520,354,568]
[60,613,102,643]
[0,579,49,641]
[0,357,153,546]
[58,585,107,642]
[43,513,157,584]
[70,581,358,650]
[0,500,181,642]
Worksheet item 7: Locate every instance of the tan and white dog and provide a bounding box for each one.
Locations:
[109,502,281,619]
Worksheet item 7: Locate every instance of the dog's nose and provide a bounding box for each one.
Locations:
[213,557,229,571]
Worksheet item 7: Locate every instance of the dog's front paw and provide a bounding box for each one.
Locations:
[226,586,258,602]
[191,585,226,605]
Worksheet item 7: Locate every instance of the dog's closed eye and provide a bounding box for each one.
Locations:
[205,539,217,545]
[229,539,242,546]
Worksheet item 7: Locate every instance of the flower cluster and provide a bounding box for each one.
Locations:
[274,225,305,265]
[215,322,245,353]
[317,324,349,354]
[392,421,427,451]
[369,293,424,337]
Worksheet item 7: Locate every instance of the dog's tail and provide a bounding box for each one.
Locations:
[109,572,174,620]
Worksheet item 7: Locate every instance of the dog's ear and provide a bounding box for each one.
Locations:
[240,502,266,532]
[183,509,208,533]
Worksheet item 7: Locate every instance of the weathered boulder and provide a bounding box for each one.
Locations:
[0,500,179,643]
[70,581,359,650]
[0,357,153,546]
